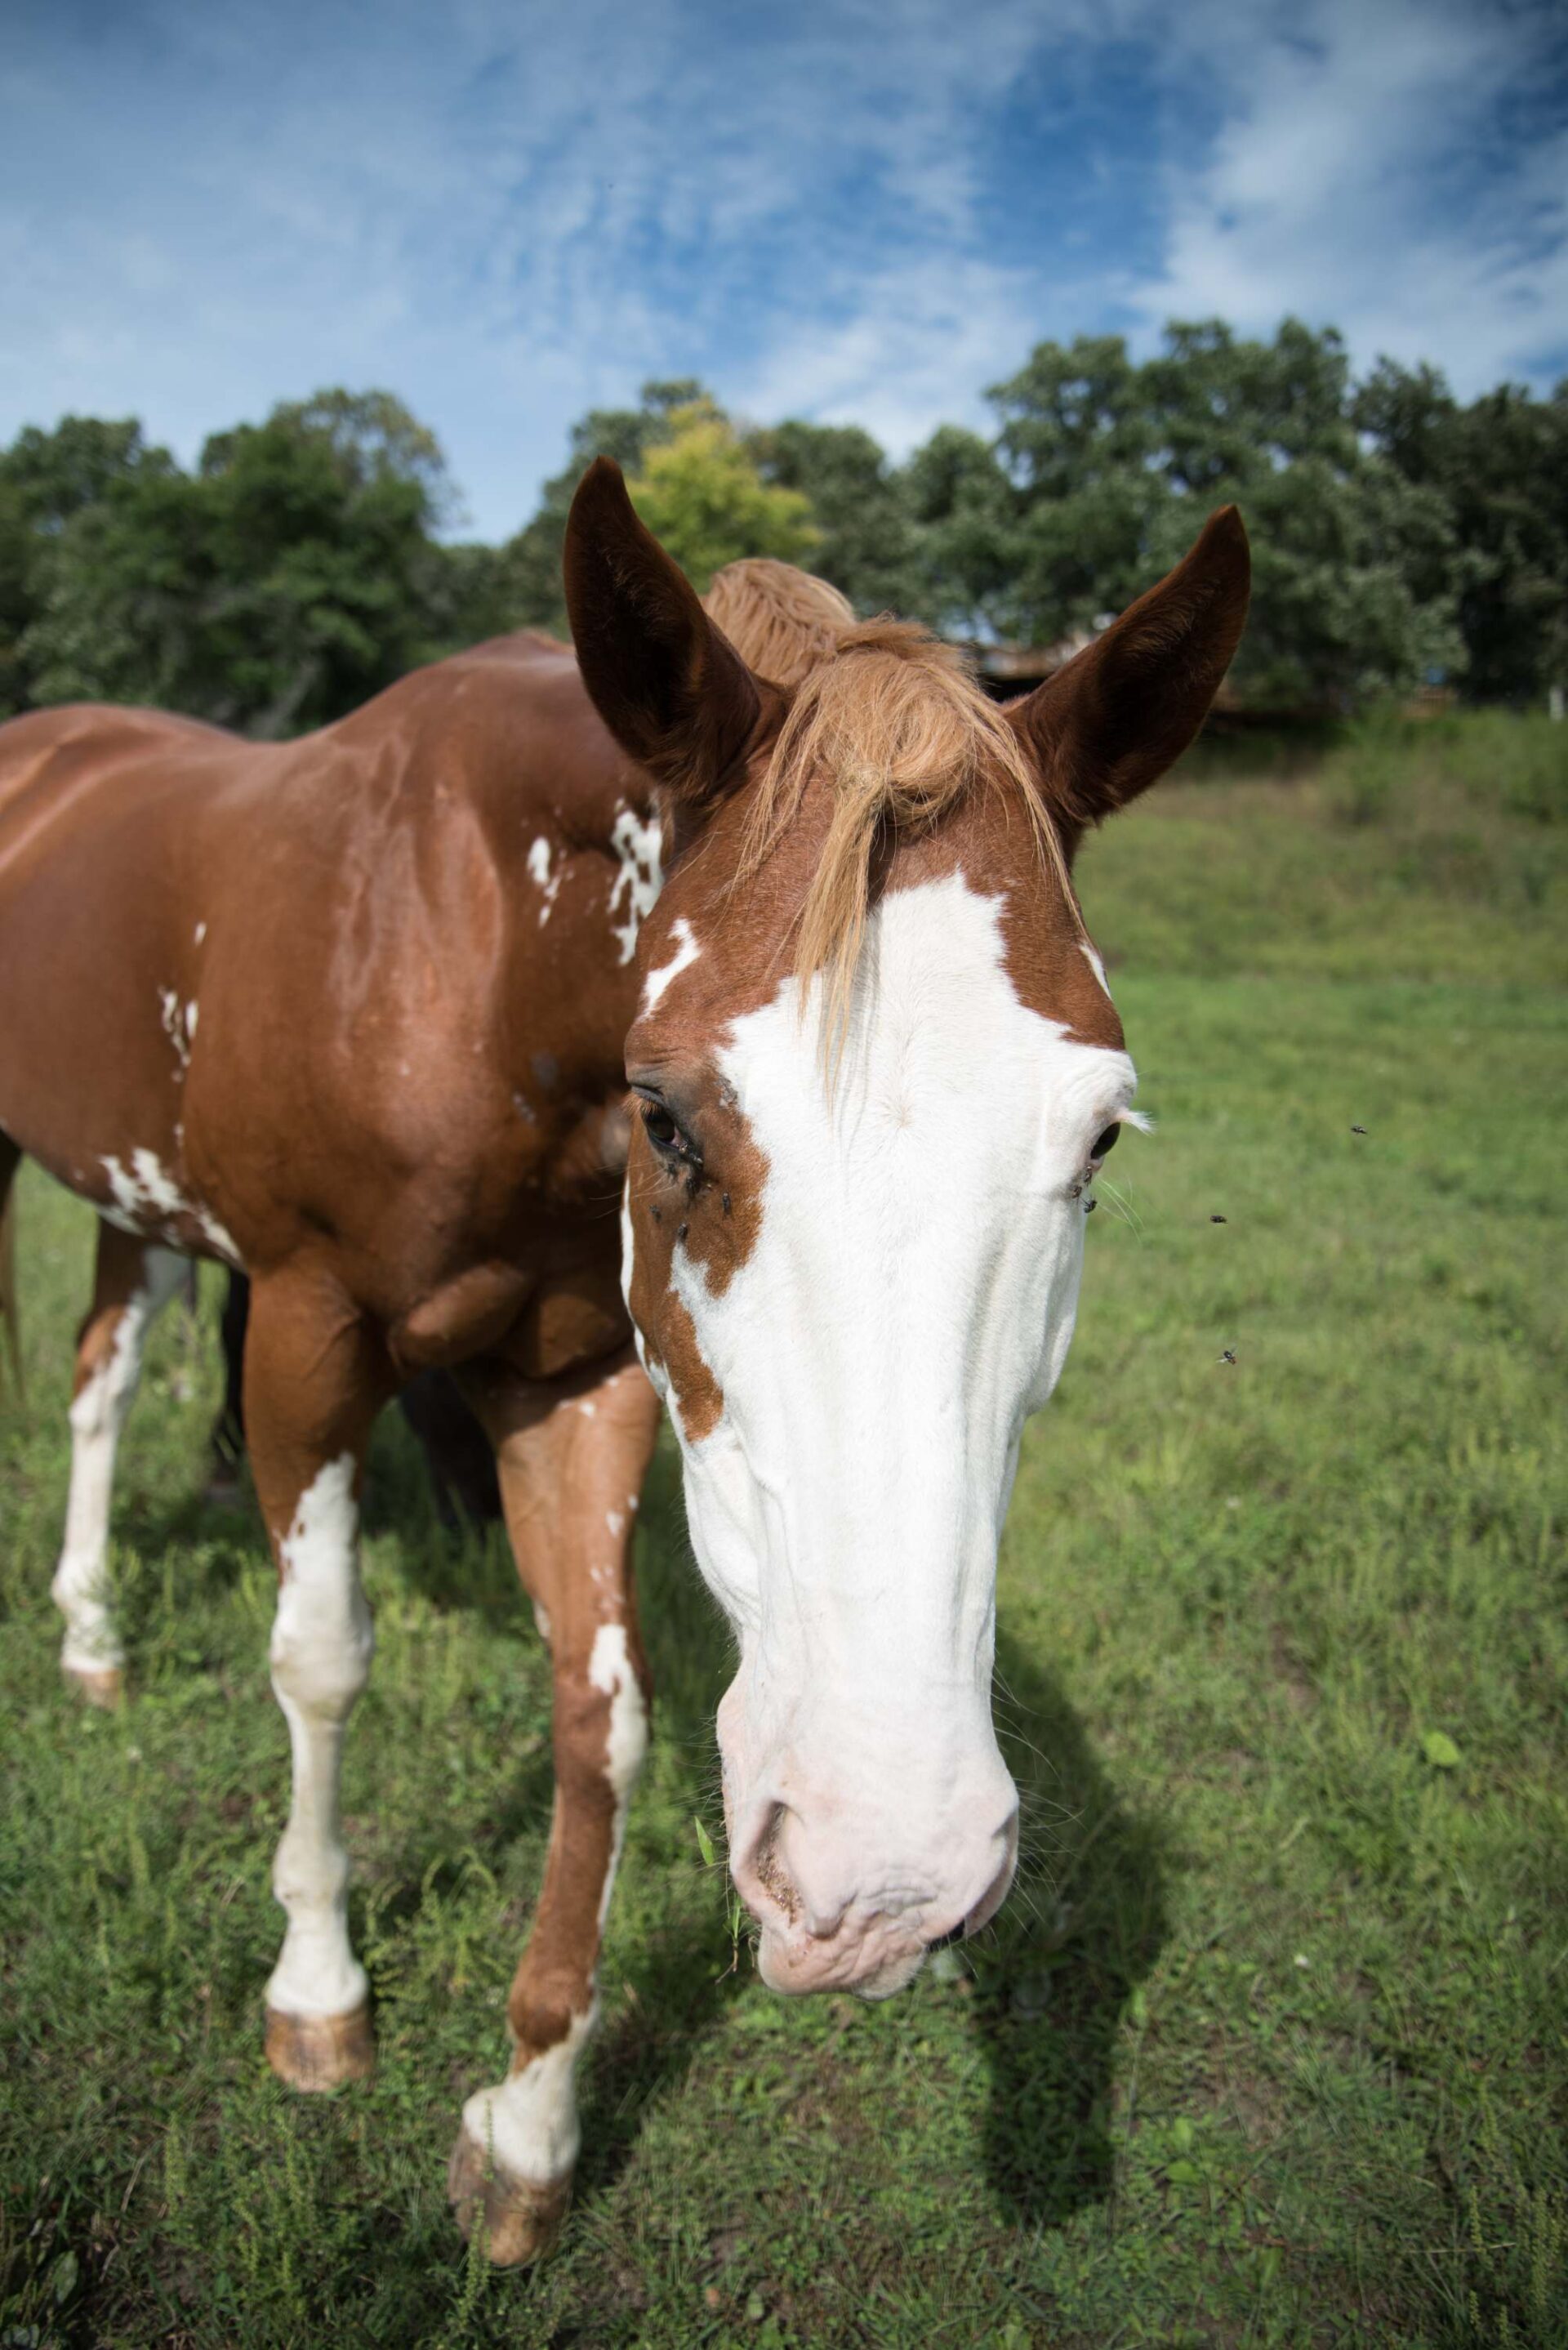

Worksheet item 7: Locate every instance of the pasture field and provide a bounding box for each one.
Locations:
[2,716,1566,2348]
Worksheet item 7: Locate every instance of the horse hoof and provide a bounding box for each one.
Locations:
[63,1661,123,1710]
[447,2125,572,2267]
[265,2003,375,2092]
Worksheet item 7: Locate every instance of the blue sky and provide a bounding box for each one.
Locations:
[3,0,1566,539]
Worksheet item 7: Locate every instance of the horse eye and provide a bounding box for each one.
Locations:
[1091,1123,1120,1162]
[643,1102,680,1151]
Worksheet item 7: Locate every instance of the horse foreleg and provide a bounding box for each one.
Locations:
[447,1347,661,2266]
[243,1268,390,2091]
[53,1224,185,1706]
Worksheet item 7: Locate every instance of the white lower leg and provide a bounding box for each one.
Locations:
[52,1244,185,1678]
[462,1623,648,2190]
[265,1454,373,2020]
[461,2001,598,2190]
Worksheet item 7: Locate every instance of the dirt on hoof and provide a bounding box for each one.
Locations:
[447,2125,573,2267]
[63,1661,123,1710]
[265,2002,375,2092]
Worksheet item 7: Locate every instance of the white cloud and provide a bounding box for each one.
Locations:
[1120,0,1568,392]
[0,0,1561,537]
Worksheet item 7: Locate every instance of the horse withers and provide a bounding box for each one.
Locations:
[0,465,1246,2261]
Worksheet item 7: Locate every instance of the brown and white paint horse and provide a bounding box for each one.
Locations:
[0,461,1246,2260]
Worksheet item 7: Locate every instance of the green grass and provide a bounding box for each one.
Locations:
[3,718,1566,2347]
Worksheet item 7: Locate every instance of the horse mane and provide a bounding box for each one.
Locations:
[729,613,1067,1063]
[702,559,855,689]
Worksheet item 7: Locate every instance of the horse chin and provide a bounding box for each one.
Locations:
[755,1923,928,2002]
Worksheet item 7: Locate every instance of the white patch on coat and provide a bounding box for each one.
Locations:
[265,1455,373,2021]
[608,805,664,964]
[655,872,1139,1981]
[586,1622,648,1926]
[158,989,191,1072]
[100,1150,243,1267]
[51,1245,186,1676]
[193,921,207,945]
[640,916,700,1014]
[588,1622,647,1800]
[528,836,563,924]
[461,2007,597,2190]
[194,1207,241,1262]
[1080,941,1112,999]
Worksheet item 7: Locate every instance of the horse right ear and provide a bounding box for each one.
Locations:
[564,457,776,810]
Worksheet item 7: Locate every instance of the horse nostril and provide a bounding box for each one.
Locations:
[924,1921,965,1953]
[737,1802,804,1928]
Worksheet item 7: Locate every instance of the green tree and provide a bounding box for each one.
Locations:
[496,381,707,637]
[624,400,817,591]
[254,390,452,516]
[748,420,926,616]
[22,390,465,735]
[0,417,176,716]
[1357,360,1568,704]
[1140,321,1459,706]
[901,425,1018,639]
[929,319,1462,709]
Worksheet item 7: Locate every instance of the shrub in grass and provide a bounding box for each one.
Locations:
[1326,707,1568,831]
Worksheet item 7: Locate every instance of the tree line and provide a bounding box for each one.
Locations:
[2,321,1563,738]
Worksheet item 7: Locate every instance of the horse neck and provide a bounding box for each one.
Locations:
[443,666,662,1086]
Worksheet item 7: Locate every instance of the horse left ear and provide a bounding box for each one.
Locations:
[564,457,774,809]
[1006,506,1250,856]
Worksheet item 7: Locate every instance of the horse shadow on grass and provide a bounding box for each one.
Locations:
[969,1625,1170,2227]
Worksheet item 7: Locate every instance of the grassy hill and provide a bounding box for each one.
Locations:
[2,713,1565,2347]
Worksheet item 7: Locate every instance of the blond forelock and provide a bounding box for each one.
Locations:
[733,615,1066,1064]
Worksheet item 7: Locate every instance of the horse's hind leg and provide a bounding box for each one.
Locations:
[53,1223,185,1706]
[447,1346,661,2265]
[243,1266,390,2091]
[206,1269,250,1501]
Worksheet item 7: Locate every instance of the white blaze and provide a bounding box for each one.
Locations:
[651,872,1138,1969]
